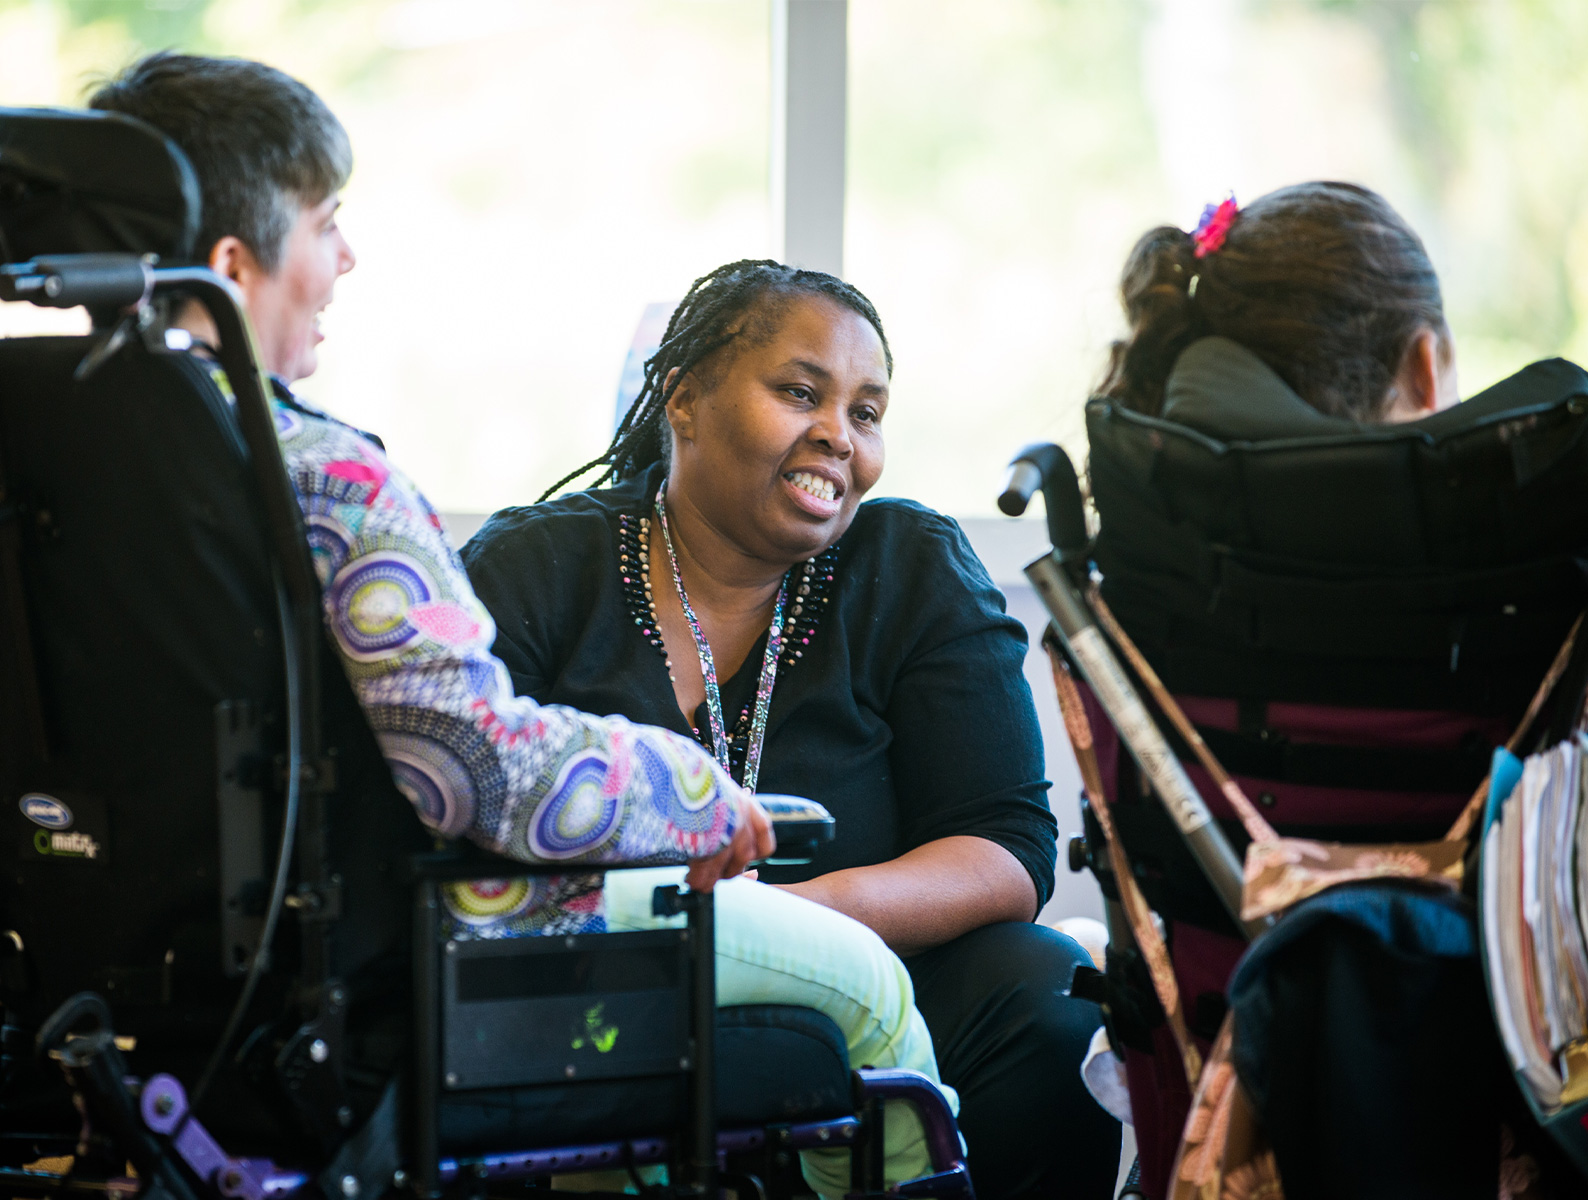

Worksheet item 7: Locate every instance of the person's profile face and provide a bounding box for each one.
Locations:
[242,193,356,383]
[666,293,889,565]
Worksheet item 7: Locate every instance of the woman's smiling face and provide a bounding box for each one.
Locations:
[665,292,890,566]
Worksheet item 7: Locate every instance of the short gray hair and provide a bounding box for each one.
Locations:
[89,53,352,272]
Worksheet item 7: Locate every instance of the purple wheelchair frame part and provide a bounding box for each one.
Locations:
[852,1067,966,1176]
[436,1116,861,1183]
[140,1073,307,1200]
[138,1066,970,1198]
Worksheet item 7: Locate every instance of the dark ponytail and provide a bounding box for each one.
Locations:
[1100,182,1447,422]
[539,259,891,502]
[1100,225,1208,416]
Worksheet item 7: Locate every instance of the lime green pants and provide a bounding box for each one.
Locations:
[601,867,958,1198]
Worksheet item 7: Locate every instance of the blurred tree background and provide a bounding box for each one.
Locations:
[2,0,1586,515]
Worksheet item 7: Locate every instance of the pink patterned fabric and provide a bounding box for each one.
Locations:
[272,392,743,938]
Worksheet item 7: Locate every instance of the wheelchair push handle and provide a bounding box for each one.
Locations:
[997,443,1088,564]
[999,443,1262,939]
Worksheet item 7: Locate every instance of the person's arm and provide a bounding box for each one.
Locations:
[781,507,1058,949]
[277,405,770,887]
[777,835,1036,956]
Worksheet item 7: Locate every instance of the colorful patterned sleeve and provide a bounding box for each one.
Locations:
[271,400,743,868]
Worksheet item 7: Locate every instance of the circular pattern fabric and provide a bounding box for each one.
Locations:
[304,512,352,573]
[443,876,538,926]
[529,752,622,860]
[273,406,305,439]
[638,740,721,839]
[329,550,434,662]
[380,731,478,837]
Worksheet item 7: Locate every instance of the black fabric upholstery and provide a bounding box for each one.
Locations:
[1089,345,1588,713]
[0,107,201,264]
[1228,886,1504,1200]
[438,1004,852,1154]
[0,336,279,1025]
[0,337,423,1029]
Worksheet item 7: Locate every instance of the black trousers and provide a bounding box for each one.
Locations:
[906,921,1121,1200]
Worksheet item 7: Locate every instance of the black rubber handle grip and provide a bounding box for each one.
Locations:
[997,442,1062,516]
[0,254,151,309]
[999,442,1087,559]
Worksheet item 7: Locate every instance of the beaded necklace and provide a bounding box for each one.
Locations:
[652,484,787,793]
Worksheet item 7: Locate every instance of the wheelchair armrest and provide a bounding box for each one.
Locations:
[409,794,835,881]
[759,795,835,866]
[406,844,652,883]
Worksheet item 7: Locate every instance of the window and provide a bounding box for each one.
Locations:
[0,0,771,512]
[849,0,1588,513]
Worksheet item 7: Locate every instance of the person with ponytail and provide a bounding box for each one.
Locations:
[463,260,1122,1199]
[1100,181,1459,425]
[1087,184,1588,1197]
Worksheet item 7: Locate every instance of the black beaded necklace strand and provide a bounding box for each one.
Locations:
[615,510,838,781]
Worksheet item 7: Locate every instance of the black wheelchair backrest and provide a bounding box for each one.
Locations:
[1088,336,1588,711]
[0,107,420,1049]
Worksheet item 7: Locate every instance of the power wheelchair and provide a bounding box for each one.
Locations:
[1000,334,1588,1198]
[0,107,972,1200]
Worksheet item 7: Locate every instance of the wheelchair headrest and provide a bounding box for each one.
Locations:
[1161,337,1362,440]
[0,106,201,265]
[1161,335,1588,444]
[1089,338,1588,573]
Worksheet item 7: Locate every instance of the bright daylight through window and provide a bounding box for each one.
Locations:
[5,0,1588,519]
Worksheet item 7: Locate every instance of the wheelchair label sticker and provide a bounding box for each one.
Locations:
[16,792,109,863]
[19,794,72,829]
[571,1003,620,1053]
[31,829,102,859]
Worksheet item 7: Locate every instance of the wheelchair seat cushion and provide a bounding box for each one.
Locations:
[438,1003,851,1154]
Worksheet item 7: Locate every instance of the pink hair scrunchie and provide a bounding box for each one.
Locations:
[1192,196,1239,259]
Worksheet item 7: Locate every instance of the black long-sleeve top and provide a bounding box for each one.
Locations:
[460,464,1057,903]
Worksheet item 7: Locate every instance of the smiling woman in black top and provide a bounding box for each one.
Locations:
[463,260,1120,1199]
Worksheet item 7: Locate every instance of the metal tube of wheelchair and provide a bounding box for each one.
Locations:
[1102,896,1135,959]
[413,877,443,1198]
[149,267,323,682]
[1024,553,1264,939]
[685,889,718,1194]
[153,266,339,980]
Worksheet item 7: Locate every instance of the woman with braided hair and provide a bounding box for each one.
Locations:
[463,260,1121,1199]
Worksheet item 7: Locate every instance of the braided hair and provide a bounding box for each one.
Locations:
[539,259,892,501]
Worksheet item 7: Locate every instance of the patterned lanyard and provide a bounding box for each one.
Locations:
[653,484,787,793]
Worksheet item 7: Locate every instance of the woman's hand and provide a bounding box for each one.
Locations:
[684,792,775,892]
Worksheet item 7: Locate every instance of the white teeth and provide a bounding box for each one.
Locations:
[787,471,836,502]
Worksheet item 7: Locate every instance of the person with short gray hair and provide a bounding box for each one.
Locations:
[91,53,352,275]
